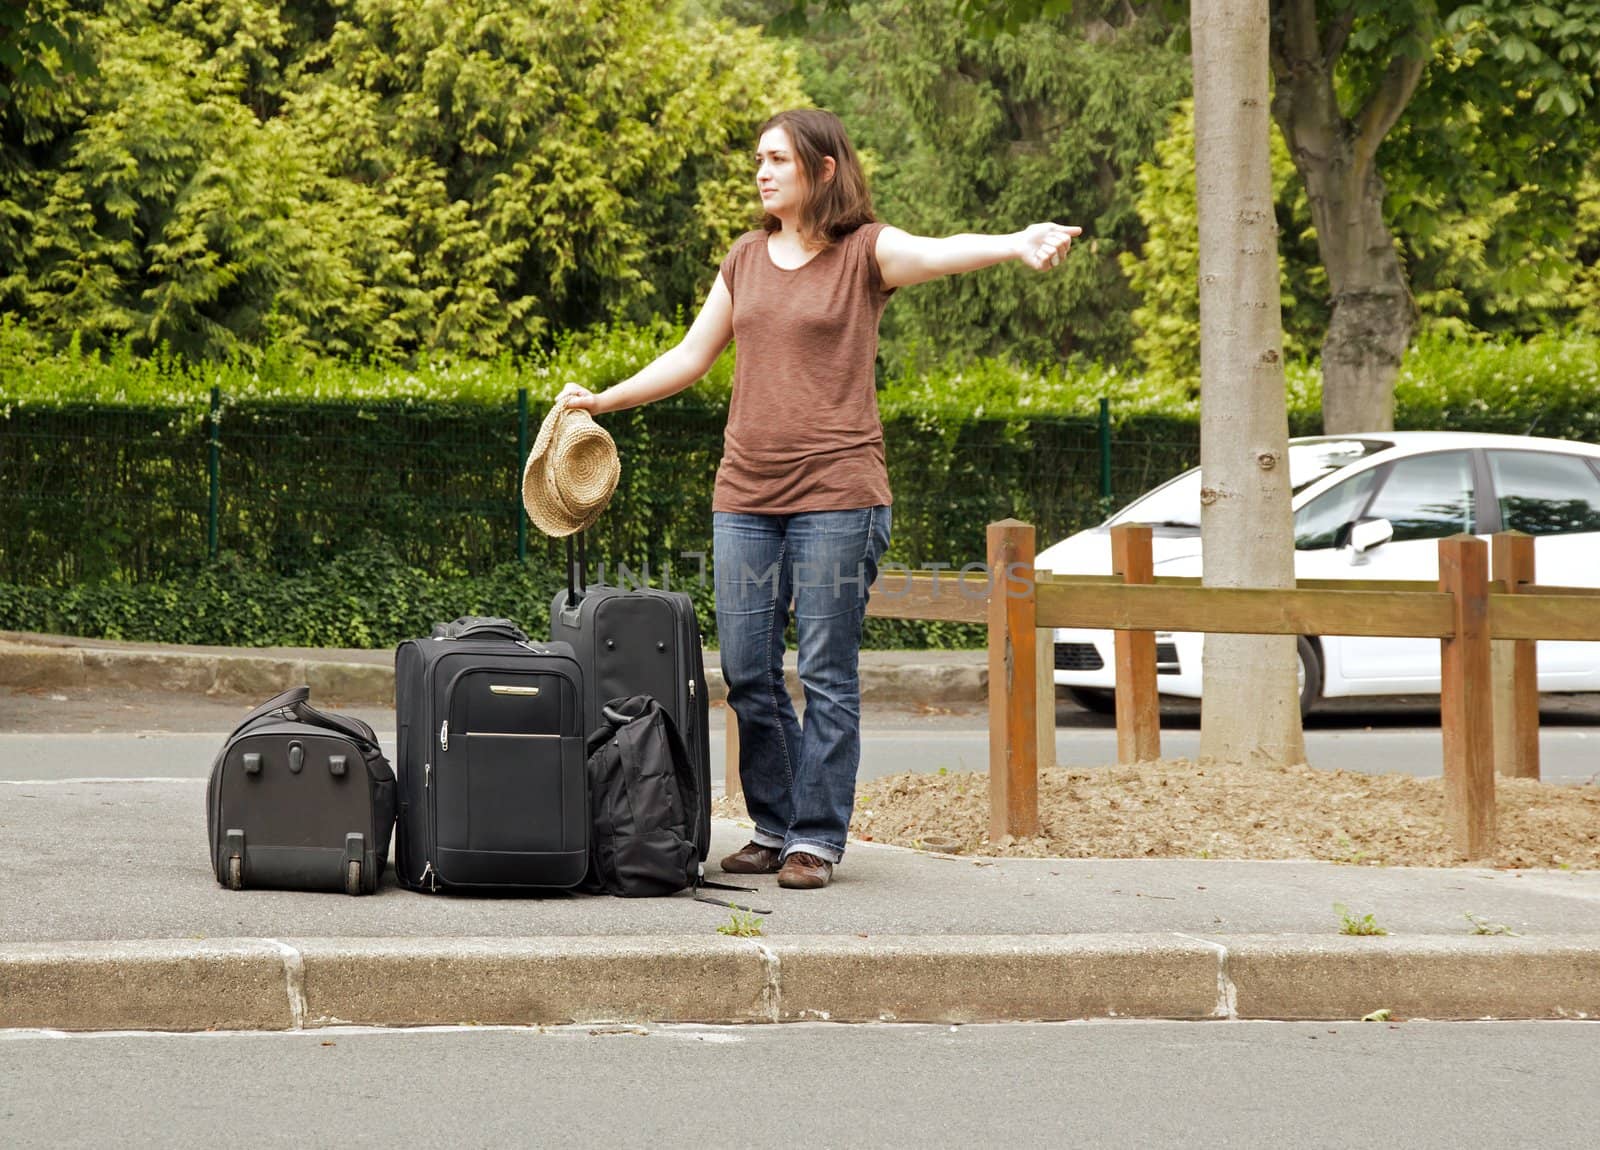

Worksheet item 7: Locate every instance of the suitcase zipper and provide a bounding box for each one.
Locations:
[422,760,437,891]
[439,720,449,751]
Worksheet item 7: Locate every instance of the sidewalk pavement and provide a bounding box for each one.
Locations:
[2,631,1598,1032]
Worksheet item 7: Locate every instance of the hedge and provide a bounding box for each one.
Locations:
[3,325,1598,648]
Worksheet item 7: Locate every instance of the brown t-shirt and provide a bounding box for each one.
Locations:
[714,222,895,514]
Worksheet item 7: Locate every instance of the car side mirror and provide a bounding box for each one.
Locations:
[1349,518,1394,553]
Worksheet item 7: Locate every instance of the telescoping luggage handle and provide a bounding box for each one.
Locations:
[565,533,589,608]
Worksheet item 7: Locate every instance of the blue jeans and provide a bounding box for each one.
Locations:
[714,506,892,865]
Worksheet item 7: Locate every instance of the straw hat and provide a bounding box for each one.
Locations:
[522,402,620,537]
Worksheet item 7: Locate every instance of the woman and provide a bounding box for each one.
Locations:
[559,108,1078,889]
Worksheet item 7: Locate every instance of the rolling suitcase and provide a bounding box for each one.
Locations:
[549,535,713,863]
[394,617,588,892]
[207,685,396,895]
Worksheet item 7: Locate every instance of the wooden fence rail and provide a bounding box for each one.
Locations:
[858,522,1600,861]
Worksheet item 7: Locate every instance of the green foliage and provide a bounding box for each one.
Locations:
[6,321,1600,651]
[0,312,716,404]
[1334,902,1388,936]
[1390,329,1600,440]
[1123,42,1600,377]
[715,909,764,936]
[1445,2,1600,119]
[1120,100,1326,388]
[1573,169,1600,331]
[0,540,989,649]
[768,0,1190,368]
[0,546,565,648]
[0,0,93,106]
[0,0,806,360]
[1377,6,1600,337]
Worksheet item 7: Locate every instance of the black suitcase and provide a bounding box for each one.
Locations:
[550,536,712,863]
[206,686,396,895]
[394,617,588,892]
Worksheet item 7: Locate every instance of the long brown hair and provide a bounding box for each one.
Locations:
[758,109,875,248]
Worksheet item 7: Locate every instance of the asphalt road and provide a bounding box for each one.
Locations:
[2,1021,1596,1149]
[2,686,1596,785]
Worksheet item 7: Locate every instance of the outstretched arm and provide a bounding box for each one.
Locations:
[875,222,1082,290]
[559,276,735,414]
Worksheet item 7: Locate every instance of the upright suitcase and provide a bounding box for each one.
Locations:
[394,617,588,892]
[206,686,395,895]
[549,535,712,862]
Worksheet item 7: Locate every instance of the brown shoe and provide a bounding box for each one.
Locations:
[720,841,783,874]
[777,851,834,890]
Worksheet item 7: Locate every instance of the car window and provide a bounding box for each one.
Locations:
[1106,439,1393,533]
[1292,469,1380,550]
[1286,438,1393,493]
[1364,451,1475,541]
[1107,470,1203,531]
[1488,451,1600,536]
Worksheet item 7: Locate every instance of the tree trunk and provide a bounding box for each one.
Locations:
[1192,0,1306,767]
[1271,2,1424,434]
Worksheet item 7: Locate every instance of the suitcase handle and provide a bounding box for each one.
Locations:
[237,686,311,728]
[565,533,588,607]
[233,685,381,754]
[450,620,528,641]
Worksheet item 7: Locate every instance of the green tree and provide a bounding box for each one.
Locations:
[947,0,1600,429]
[0,0,92,107]
[705,0,1190,369]
[1121,98,1326,387]
[858,1,1191,368]
[1271,1,1600,431]
[0,0,807,360]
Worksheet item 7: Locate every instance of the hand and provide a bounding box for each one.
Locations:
[1017,222,1082,271]
[558,382,599,413]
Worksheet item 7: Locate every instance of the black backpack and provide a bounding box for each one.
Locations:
[581,695,758,903]
[582,695,702,896]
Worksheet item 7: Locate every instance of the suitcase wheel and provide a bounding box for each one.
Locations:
[343,834,368,895]
[223,829,246,890]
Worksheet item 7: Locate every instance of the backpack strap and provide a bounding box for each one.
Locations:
[694,894,772,914]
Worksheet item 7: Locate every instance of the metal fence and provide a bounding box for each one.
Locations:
[0,391,1200,587]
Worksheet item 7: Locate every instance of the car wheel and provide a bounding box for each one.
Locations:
[1066,687,1118,715]
[1297,636,1322,718]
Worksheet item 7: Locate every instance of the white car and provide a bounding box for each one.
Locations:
[1037,431,1600,714]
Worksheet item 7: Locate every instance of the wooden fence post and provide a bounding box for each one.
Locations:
[1037,620,1057,773]
[1110,524,1161,763]
[1438,535,1496,859]
[988,519,1039,841]
[1491,531,1540,780]
[724,703,741,798]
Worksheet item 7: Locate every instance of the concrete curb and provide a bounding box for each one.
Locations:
[4,935,1597,1032]
[0,640,988,707]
